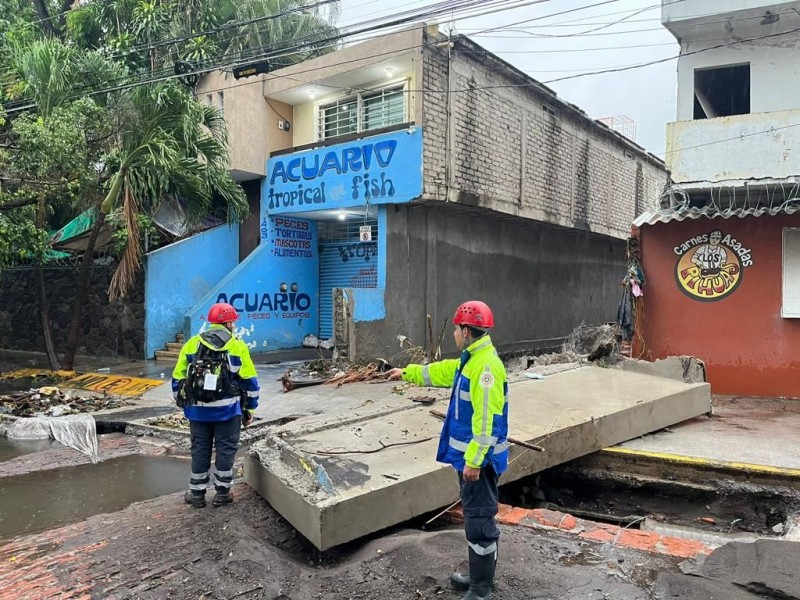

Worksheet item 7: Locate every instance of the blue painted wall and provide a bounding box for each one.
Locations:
[144,224,239,358]
[184,217,319,352]
[263,128,423,215]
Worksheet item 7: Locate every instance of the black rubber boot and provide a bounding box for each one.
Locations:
[459,547,497,600]
[184,490,206,508]
[450,571,470,591]
[451,543,498,591]
[212,489,233,507]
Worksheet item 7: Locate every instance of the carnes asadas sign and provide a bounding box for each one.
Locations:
[264,128,422,214]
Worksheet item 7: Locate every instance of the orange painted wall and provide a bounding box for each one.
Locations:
[639,214,800,398]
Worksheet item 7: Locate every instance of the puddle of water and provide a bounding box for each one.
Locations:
[0,437,59,461]
[0,454,189,540]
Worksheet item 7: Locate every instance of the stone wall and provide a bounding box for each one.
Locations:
[0,265,144,359]
[422,35,668,240]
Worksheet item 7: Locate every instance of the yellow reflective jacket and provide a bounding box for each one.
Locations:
[172,324,260,422]
[403,335,509,473]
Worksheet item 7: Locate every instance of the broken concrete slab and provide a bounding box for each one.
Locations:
[619,356,706,384]
[246,366,711,550]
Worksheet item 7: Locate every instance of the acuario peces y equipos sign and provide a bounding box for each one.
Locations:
[191,217,320,351]
[263,128,423,215]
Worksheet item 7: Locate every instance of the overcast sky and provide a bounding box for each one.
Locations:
[337,0,680,156]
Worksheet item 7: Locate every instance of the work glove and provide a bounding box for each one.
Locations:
[242,409,255,427]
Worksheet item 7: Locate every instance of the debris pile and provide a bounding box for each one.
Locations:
[0,387,132,417]
[281,358,392,392]
[529,323,622,368]
[145,413,190,430]
[325,361,391,387]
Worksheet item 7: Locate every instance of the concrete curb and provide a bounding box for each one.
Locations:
[447,503,716,559]
[602,447,800,480]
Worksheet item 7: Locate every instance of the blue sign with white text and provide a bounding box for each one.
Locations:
[184,217,320,352]
[263,128,423,215]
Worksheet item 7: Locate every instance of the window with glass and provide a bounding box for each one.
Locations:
[318,84,406,140]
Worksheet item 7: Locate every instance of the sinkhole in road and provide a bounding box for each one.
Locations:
[500,461,800,538]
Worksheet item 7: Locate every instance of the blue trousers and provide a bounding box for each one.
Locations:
[189,416,241,494]
[458,464,501,556]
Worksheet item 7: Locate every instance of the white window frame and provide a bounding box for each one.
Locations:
[782,228,800,317]
[316,79,408,141]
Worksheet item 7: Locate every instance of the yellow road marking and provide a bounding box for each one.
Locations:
[603,446,800,479]
[62,373,164,397]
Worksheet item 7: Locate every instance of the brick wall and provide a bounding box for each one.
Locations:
[422,37,668,240]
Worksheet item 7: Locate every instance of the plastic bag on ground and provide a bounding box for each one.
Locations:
[7,414,99,463]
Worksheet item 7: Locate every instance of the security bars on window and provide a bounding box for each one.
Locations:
[318,85,405,141]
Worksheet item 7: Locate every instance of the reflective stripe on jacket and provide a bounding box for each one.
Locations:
[403,335,509,474]
[171,324,260,422]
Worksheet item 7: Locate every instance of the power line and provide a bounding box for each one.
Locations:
[7,0,800,158]
[3,0,554,114]
[470,2,800,39]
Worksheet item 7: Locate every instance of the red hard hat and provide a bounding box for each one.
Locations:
[207,302,239,324]
[453,300,494,329]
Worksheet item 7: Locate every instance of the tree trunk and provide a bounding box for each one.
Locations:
[62,210,103,370]
[30,0,59,37]
[36,196,61,370]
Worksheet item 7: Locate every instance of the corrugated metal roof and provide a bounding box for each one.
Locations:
[634,204,800,227]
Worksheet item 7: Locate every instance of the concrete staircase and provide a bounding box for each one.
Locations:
[154,333,184,362]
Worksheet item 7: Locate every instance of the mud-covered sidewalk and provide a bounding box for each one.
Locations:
[0,483,692,600]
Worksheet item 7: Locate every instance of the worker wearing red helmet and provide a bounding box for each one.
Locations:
[388,301,508,600]
[172,302,260,508]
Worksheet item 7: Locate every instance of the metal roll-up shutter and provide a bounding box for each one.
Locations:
[319,241,378,339]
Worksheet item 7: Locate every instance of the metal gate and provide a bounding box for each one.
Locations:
[318,220,378,339]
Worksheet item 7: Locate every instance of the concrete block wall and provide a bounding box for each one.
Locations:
[354,203,627,363]
[422,38,668,240]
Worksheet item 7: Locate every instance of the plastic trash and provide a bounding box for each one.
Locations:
[319,338,334,350]
[524,373,545,380]
[7,414,99,463]
[96,367,111,373]
[302,334,320,348]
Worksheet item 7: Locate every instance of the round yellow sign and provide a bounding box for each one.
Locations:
[674,230,750,302]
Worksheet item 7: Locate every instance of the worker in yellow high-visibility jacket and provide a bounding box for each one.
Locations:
[173,302,260,509]
[388,300,508,600]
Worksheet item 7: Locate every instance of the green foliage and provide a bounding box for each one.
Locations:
[1,0,342,297]
[107,210,160,253]
[0,206,48,268]
[65,6,105,50]
[2,98,113,214]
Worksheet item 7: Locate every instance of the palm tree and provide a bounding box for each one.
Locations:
[215,0,341,67]
[5,40,88,369]
[101,81,248,300]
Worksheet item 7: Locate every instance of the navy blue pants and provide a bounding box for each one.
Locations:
[189,416,241,494]
[459,465,501,556]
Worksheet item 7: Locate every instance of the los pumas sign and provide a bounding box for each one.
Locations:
[674,230,753,302]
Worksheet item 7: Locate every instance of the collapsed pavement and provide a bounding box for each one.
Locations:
[245,365,712,550]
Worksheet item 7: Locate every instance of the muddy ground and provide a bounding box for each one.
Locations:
[1,484,686,600]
